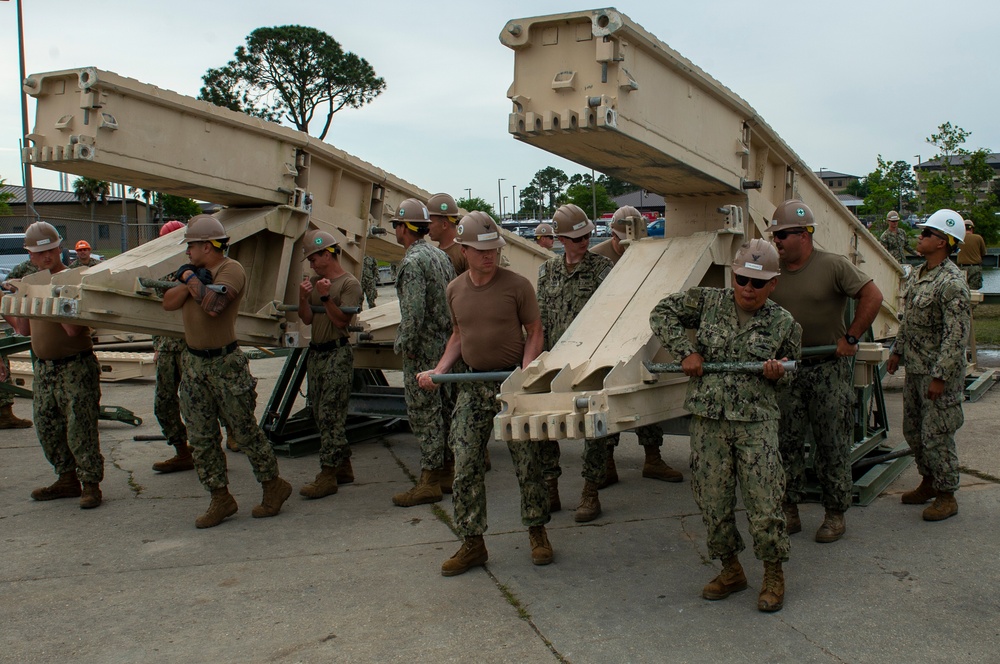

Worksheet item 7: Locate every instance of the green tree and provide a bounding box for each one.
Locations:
[529,167,569,215]
[561,175,616,218]
[923,121,971,212]
[199,25,386,141]
[157,194,202,221]
[0,178,13,216]
[860,156,916,222]
[456,196,497,220]
[72,177,111,220]
[844,177,870,199]
[596,173,636,198]
[517,184,545,219]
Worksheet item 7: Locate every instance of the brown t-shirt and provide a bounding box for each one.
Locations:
[590,238,624,265]
[957,233,987,266]
[309,272,363,343]
[182,258,246,350]
[442,243,468,276]
[29,319,93,360]
[447,267,540,370]
[769,249,871,347]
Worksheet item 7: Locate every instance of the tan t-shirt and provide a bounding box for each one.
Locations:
[590,238,624,265]
[309,272,363,343]
[442,243,468,276]
[957,233,987,266]
[769,249,871,347]
[29,319,93,360]
[182,257,246,350]
[447,267,540,370]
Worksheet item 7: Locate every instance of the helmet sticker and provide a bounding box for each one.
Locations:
[37,238,51,246]
[796,208,805,217]
[743,262,763,271]
[477,232,498,241]
[457,224,464,235]
[572,221,587,231]
[314,237,324,245]
[946,218,956,227]
[439,204,449,211]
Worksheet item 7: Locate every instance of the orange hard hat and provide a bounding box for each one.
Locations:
[75,240,91,250]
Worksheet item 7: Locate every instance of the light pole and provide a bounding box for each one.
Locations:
[913,155,921,216]
[503,196,508,221]
[15,0,38,220]
[512,185,518,221]
[497,178,505,220]
[591,169,597,220]
[464,188,472,202]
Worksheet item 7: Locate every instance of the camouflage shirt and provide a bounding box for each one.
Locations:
[537,252,613,350]
[879,228,909,263]
[394,239,455,357]
[895,259,970,382]
[650,287,802,422]
[68,257,102,269]
[361,255,378,295]
[7,260,37,280]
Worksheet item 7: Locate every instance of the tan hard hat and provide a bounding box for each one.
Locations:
[426,193,461,222]
[24,221,62,253]
[185,215,229,244]
[965,218,975,228]
[768,200,815,233]
[552,204,595,238]
[611,205,642,239]
[394,198,431,230]
[886,211,900,222]
[302,230,339,258]
[534,222,555,238]
[732,238,780,280]
[456,211,506,250]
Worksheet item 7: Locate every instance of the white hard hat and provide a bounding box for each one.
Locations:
[918,209,965,245]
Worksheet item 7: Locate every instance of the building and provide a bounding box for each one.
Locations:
[914,153,1000,208]
[611,190,666,218]
[815,170,860,194]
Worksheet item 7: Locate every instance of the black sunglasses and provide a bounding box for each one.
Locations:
[920,228,945,240]
[392,220,404,229]
[734,274,771,289]
[560,234,590,243]
[772,229,806,240]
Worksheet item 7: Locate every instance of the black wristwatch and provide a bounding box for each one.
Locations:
[844,334,859,346]
[320,294,330,303]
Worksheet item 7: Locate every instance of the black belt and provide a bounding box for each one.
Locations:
[309,338,351,352]
[187,341,238,358]
[799,354,838,367]
[468,364,518,374]
[38,349,94,367]
[958,263,981,267]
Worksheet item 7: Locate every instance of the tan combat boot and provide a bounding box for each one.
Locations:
[815,509,846,543]
[225,428,240,453]
[30,471,82,501]
[598,448,619,489]
[335,458,355,484]
[574,480,602,523]
[79,483,103,509]
[902,475,936,505]
[783,502,802,535]
[152,444,195,473]
[702,555,748,600]
[441,535,489,576]
[546,477,561,512]
[196,487,238,528]
[528,526,554,566]
[251,477,292,518]
[923,492,958,521]
[0,404,32,429]
[642,445,683,482]
[758,561,785,612]
[441,457,455,495]
[392,469,444,507]
[299,466,339,499]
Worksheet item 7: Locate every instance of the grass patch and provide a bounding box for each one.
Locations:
[974,304,1000,347]
[498,583,531,621]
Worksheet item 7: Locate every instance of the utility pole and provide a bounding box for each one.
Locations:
[497,178,504,221]
[16,0,38,221]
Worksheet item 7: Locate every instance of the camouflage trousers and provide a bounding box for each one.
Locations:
[690,416,789,563]
[307,345,354,468]
[777,357,854,512]
[180,350,279,491]
[1,356,14,408]
[903,372,964,493]
[154,350,187,445]
[960,264,983,291]
[403,353,453,471]
[450,379,549,537]
[608,423,663,449]
[363,286,378,309]
[33,352,103,484]
[540,435,610,484]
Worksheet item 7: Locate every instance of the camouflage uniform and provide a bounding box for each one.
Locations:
[650,287,800,562]
[896,259,970,493]
[879,228,909,263]
[179,350,278,490]
[536,252,615,483]
[7,260,38,280]
[307,345,354,468]
[361,255,379,308]
[153,335,188,446]
[34,352,104,484]
[68,257,102,269]
[452,378,549,537]
[395,239,456,470]
[2,263,37,413]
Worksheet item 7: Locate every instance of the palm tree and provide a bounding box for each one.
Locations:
[73,177,111,245]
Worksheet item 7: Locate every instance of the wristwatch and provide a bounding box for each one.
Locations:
[844,334,859,346]
[320,294,330,303]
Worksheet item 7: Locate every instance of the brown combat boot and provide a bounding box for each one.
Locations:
[783,502,802,535]
[299,466,339,499]
[441,458,455,495]
[0,404,32,429]
[598,448,619,489]
[529,526,554,566]
[923,492,958,521]
[252,477,292,518]
[758,561,785,612]
[902,475,937,505]
[546,477,561,512]
[815,509,846,543]
[196,487,238,528]
[702,555,748,600]
[392,469,444,507]
[79,483,102,509]
[441,535,489,576]
[225,428,240,453]
[152,444,195,473]
[574,480,602,523]
[642,445,683,482]
[30,471,82,501]
[335,458,355,484]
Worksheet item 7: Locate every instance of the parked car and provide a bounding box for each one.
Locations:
[647,218,665,237]
[593,223,610,237]
[0,233,29,279]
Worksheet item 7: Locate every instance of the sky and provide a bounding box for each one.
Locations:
[2,0,999,216]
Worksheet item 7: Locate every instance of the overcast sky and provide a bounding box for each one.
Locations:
[2,0,998,215]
